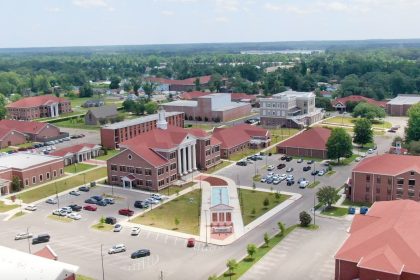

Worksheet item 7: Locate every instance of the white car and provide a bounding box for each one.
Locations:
[279,174,287,181]
[260,177,267,183]
[286,174,294,181]
[24,205,37,211]
[131,227,141,236]
[46,198,57,204]
[267,165,275,171]
[145,198,159,204]
[367,149,374,154]
[151,194,163,200]
[355,157,362,162]
[52,209,67,216]
[360,153,367,158]
[108,244,126,254]
[114,224,123,232]
[15,232,33,240]
[69,190,80,196]
[299,180,309,189]
[318,170,325,176]
[67,213,81,220]
[60,207,72,214]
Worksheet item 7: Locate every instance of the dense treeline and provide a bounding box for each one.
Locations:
[0,47,420,100]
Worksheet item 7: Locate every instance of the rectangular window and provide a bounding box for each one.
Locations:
[111,165,117,171]
[32,176,36,184]
[376,176,381,184]
[396,188,403,195]
[146,180,152,187]
[408,179,415,186]
[397,178,404,185]
[127,166,135,173]
[39,175,43,182]
[366,175,370,182]
[135,168,142,174]
[46,172,50,180]
[158,168,164,176]
[25,179,29,186]
[111,176,118,182]
[145,169,152,176]
[119,165,126,172]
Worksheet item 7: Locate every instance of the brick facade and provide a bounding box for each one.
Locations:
[0,130,27,148]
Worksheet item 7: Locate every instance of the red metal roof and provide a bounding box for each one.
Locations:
[146,75,211,86]
[34,245,58,261]
[50,144,98,157]
[331,95,387,108]
[6,95,68,108]
[0,126,25,140]
[212,124,269,149]
[353,154,420,175]
[335,200,420,275]
[277,127,331,151]
[0,120,49,134]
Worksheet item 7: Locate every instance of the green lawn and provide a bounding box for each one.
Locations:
[326,170,336,176]
[132,189,201,235]
[307,181,320,189]
[10,211,26,219]
[96,149,120,160]
[330,154,358,166]
[229,148,263,161]
[324,116,392,129]
[64,163,95,174]
[0,201,19,212]
[91,223,113,231]
[238,188,290,225]
[321,206,348,217]
[48,214,73,223]
[54,118,100,130]
[158,182,195,196]
[342,198,372,208]
[17,167,107,203]
[204,160,233,174]
[217,225,297,280]
[76,275,95,280]
[269,128,301,143]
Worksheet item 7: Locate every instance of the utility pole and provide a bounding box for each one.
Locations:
[204,210,208,247]
[27,226,31,254]
[160,270,164,280]
[100,244,105,280]
[313,194,316,226]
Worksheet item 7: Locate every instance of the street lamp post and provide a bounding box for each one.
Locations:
[100,244,105,280]
[313,194,316,226]
[204,209,208,247]
[27,226,31,254]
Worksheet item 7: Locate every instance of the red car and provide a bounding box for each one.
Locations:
[187,238,195,248]
[119,208,134,216]
[83,205,97,211]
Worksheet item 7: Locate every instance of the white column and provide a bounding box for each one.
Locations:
[50,105,54,117]
[56,104,59,116]
[182,148,188,175]
[192,144,197,170]
[188,145,193,173]
[177,149,182,175]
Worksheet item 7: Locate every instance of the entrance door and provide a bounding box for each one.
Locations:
[123,180,132,189]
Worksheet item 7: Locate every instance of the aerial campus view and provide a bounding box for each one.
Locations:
[0,1,420,280]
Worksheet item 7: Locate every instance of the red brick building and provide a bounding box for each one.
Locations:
[100,111,184,149]
[331,95,387,112]
[276,127,331,159]
[212,124,271,159]
[335,200,420,280]
[386,94,420,116]
[0,126,27,148]
[6,95,72,120]
[146,75,212,92]
[0,153,64,195]
[349,154,420,203]
[107,109,220,191]
[180,91,257,105]
[51,144,102,165]
[0,120,63,143]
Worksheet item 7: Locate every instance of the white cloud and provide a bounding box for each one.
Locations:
[161,10,175,16]
[215,16,229,23]
[46,7,62,13]
[216,0,239,12]
[72,0,113,10]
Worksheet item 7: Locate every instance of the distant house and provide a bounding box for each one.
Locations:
[145,75,213,92]
[82,99,105,108]
[51,143,102,165]
[331,95,387,112]
[84,105,118,125]
[0,120,63,143]
[386,94,420,116]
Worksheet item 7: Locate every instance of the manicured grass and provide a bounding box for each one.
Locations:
[10,211,26,219]
[238,188,290,225]
[47,214,73,223]
[76,275,95,280]
[330,154,358,166]
[326,170,336,176]
[17,167,107,203]
[317,124,354,134]
[158,182,196,196]
[91,223,113,231]
[0,201,19,212]
[342,198,372,208]
[307,181,320,189]
[321,206,348,217]
[96,149,120,160]
[323,116,392,129]
[64,163,95,174]
[300,224,320,230]
[205,160,233,174]
[217,225,297,280]
[229,148,263,161]
[269,128,301,141]
[54,118,100,130]
[252,174,261,182]
[132,189,201,235]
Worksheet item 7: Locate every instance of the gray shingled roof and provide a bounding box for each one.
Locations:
[87,105,118,118]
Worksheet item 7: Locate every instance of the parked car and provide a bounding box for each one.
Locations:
[105,217,117,225]
[68,204,82,211]
[114,224,123,232]
[134,201,149,208]
[311,170,319,176]
[78,186,90,192]
[355,157,362,162]
[286,167,293,173]
[277,164,286,169]
[266,177,274,184]
[360,153,367,158]
[273,178,281,185]
[299,180,309,189]
[286,179,295,186]
[145,198,159,205]
[46,198,57,204]
[303,166,311,172]
[307,160,315,164]
[85,198,97,204]
[236,161,247,166]
[91,195,103,201]
[61,207,73,214]
[285,156,293,162]
[367,149,374,154]
[97,200,108,206]
[297,178,306,184]
[348,207,356,215]
[260,177,267,183]
[104,198,115,204]
[131,249,150,259]
[318,170,325,176]
[297,158,303,163]
[131,227,141,235]
[15,232,33,240]
[52,209,67,216]
[280,155,287,160]
[267,165,274,171]
[67,213,82,220]
[69,190,81,196]
[32,234,50,244]
[24,205,37,211]
[151,194,163,200]
[360,207,369,215]
[83,205,97,211]
[187,238,195,248]
[119,208,134,216]
[108,244,126,254]
[387,129,396,133]
[279,174,287,181]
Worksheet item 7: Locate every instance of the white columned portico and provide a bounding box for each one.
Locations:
[192,144,197,170]
[182,147,188,174]
[177,149,182,175]
[188,145,193,173]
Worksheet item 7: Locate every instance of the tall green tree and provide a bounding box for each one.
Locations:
[0,93,7,120]
[406,103,420,142]
[109,76,121,89]
[316,186,339,209]
[352,103,386,120]
[353,118,373,147]
[142,82,156,100]
[79,83,93,98]
[145,102,158,115]
[326,128,353,163]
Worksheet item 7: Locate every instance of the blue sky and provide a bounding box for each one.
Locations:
[1,0,420,48]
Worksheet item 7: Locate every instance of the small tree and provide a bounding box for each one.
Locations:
[263,232,270,247]
[99,216,105,227]
[226,259,238,276]
[247,243,257,260]
[299,211,312,227]
[353,118,373,148]
[277,222,286,237]
[317,186,339,209]
[11,176,21,192]
[263,197,270,209]
[174,217,180,229]
[275,191,281,200]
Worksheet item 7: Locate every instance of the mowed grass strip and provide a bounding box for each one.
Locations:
[205,160,233,174]
[18,167,107,203]
[96,149,120,161]
[64,163,95,174]
[132,189,201,235]
[238,188,290,225]
[321,206,348,217]
[0,201,19,213]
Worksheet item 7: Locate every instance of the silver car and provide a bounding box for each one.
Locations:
[15,232,33,240]
[108,244,126,254]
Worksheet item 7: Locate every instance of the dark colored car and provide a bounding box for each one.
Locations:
[360,207,369,215]
[266,177,274,184]
[83,205,97,211]
[187,238,195,248]
[277,164,286,169]
[348,207,356,215]
[285,156,293,162]
[134,201,149,209]
[236,161,247,166]
[85,198,97,204]
[307,160,315,164]
[119,208,134,216]
[32,234,50,244]
[303,166,312,172]
[286,180,295,186]
[105,217,117,225]
[104,198,115,205]
[68,204,82,212]
[280,156,287,160]
[311,170,319,176]
[131,249,150,259]
[97,200,108,206]
[91,195,103,201]
[79,186,90,192]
